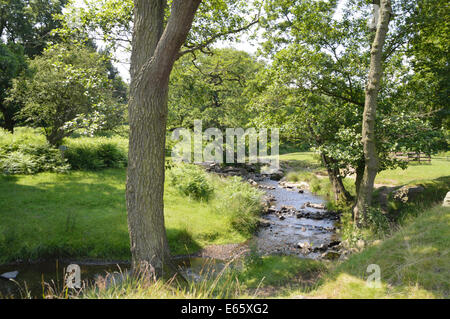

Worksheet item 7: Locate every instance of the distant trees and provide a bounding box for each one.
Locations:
[0,0,68,132]
[251,0,447,220]
[168,48,264,131]
[404,0,450,131]
[0,43,27,133]
[10,44,126,146]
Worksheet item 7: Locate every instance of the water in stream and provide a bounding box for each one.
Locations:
[254,179,338,259]
[0,257,217,298]
[0,177,338,299]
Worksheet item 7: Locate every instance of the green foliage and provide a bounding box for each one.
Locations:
[0,127,70,174]
[168,164,214,201]
[0,43,27,131]
[58,0,259,59]
[10,43,126,146]
[0,0,68,57]
[286,171,300,182]
[404,0,450,130]
[64,136,128,170]
[215,176,263,236]
[251,0,447,204]
[168,48,263,130]
[0,0,68,132]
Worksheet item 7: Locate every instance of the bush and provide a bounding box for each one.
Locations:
[168,163,214,201]
[64,137,128,170]
[286,171,300,182]
[216,176,263,235]
[0,128,70,174]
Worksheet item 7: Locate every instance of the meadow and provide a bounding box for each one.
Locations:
[0,131,449,299]
[0,168,263,264]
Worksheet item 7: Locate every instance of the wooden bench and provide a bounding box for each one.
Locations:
[393,152,431,163]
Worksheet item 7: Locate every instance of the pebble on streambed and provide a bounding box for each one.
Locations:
[199,163,343,261]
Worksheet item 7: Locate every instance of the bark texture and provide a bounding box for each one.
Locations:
[126,0,201,277]
[354,0,392,225]
[321,154,353,203]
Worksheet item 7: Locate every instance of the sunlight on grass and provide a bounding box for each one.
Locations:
[284,206,450,299]
[375,159,450,186]
[0,168,262,263]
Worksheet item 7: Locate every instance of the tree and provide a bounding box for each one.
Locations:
[124,0,259,277]
[353,0,392,225]
[0,43,26,133]
[404,0,450,130]
[258,0,371,202]
[254,0,445,208]
[0,0,68,132]
[0,0,68,57]
[10,43,124,145]
[168,48,263,131]
[126,0,201,277]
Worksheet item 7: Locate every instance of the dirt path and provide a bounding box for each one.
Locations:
[189,243,250,260]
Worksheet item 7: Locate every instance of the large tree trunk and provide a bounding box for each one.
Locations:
[354,0,392,225]
[321,154,353,203]
[354,162,365,197]
[126,0,201,277]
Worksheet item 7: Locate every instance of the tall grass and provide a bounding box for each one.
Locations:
[168,164,214,201]
[36,257,249,299]
[64,136,128,170]
[213,176,264,236]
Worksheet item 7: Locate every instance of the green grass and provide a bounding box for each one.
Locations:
[0,169,262,264]
[375,159,450,186]
[279,151,450,187]
[81,206,449,299]
[291,205,450,299]
[237,255,325,290]
[279,152,322,170]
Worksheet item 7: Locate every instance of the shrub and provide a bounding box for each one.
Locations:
[168,163,214,201]
[216,176,263,235]
[64,137,128,170]
[0,151,37,174]
[286,171,300,182]
[0,128,70,174]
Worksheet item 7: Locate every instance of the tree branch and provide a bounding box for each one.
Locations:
[176,15,260,60]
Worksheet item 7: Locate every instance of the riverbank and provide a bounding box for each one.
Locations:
[0,168,263,264]
[1,152,449,299]
[79,204,449,299]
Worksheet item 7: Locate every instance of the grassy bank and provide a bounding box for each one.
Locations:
[0,168,263,264]
[81,206,448,299]
[81,206,449,299]
[280,151,450,187]
[295,205,449,299]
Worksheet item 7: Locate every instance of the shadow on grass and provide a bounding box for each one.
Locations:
[374,175,450,217]
[167,228,202,256]
[315,206,449,298]
[0,170,207,265]
[236,255,325,297]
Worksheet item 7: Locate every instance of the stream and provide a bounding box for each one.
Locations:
[0,174,340,299]
[253,179,339,259]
